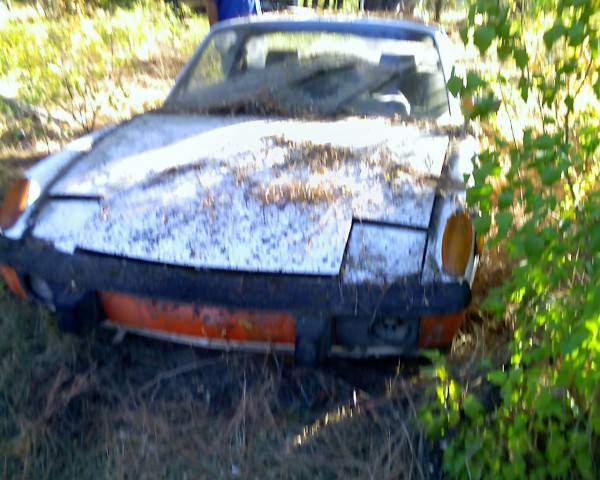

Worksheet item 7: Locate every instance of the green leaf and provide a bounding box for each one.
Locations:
[559,328,588,354]
[592,413,600,435]
[560,59,578,74]
[459,24,469,45]
[575,450,593,478]
[470,93,501,118]
[518,75,529,101]
[474,212,492,235]
[514,48,528,69]
[419,349,442,362]
[495,212,513,239]
[473,25,496,55]
[567,22,586,46]
[488,370,507,386]
[476,0,498,15]
[496,10,511,36]
[534,134,555,150]
[498,188,514,209]
[466,71,486,91]
[467,183,494,204]
[462,394,484,420]
[467,3,476,24]
[590,222,600,253]
[446,69,464,97]
[524,234,545,257]
[481,294,506,316]
[543,22,566,49]
[523,130,533,149]
[541,167,562,185]
[565,94,574,112]
[475,152,501,179]
[535,389,563,419]
[497,43,511,61]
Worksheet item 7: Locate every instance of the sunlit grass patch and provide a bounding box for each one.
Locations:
[0,2,208,148]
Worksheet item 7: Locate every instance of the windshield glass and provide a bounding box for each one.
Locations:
[164,25,448,119]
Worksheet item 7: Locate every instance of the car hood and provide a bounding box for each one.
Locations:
[32,113,450,276]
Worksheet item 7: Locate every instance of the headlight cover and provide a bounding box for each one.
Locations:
[441,210,474,276]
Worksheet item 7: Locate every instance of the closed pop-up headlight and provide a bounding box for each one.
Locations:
[441,210,474,276]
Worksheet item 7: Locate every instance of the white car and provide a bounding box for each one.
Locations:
[0,15,479,366]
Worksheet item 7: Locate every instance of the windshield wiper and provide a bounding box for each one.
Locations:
[292,60,359,88]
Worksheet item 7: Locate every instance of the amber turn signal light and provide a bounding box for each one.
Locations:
[0,177,30,230]
[441,211,474,276]
[0,265,27,298]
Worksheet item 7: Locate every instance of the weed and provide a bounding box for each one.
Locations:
[424,1,600,478]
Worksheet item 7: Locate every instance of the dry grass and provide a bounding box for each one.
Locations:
[450,245,512,364]
[0,310,439,479]
[1,277,509,479]
[250,134,444,207]
[253,177,349,205]
[1,253,456,479]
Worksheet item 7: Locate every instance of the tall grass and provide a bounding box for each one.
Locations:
[0,1,207,148]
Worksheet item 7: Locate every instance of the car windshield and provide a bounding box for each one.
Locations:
[164,24,449,119]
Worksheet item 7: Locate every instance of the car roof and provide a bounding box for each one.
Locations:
[210,12,444,39]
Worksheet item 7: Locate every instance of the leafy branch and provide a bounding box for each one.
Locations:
[422,0,600,478]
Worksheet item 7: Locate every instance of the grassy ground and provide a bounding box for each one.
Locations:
[0,259,506,479]
[1,283,444,479]
[0,4,510,479]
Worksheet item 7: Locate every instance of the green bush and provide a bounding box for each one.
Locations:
[422,0,599,478]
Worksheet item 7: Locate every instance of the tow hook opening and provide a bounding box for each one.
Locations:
[22,275,103,336]
[294,315,332,368]
[55,291,103,335]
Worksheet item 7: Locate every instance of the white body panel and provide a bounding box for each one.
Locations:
[31,114,450,277]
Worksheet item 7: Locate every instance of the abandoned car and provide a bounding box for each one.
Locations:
[0,15,479,365]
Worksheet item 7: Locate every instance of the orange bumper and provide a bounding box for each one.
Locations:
[99,291,296,345]
[417,311,464,348]
[101,291,462,351]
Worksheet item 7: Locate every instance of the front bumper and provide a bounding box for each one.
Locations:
[1,236,470,316]
[1,236,471,354]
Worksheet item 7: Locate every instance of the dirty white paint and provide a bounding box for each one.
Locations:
[342,223,426,284]
[33,114,449,278]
